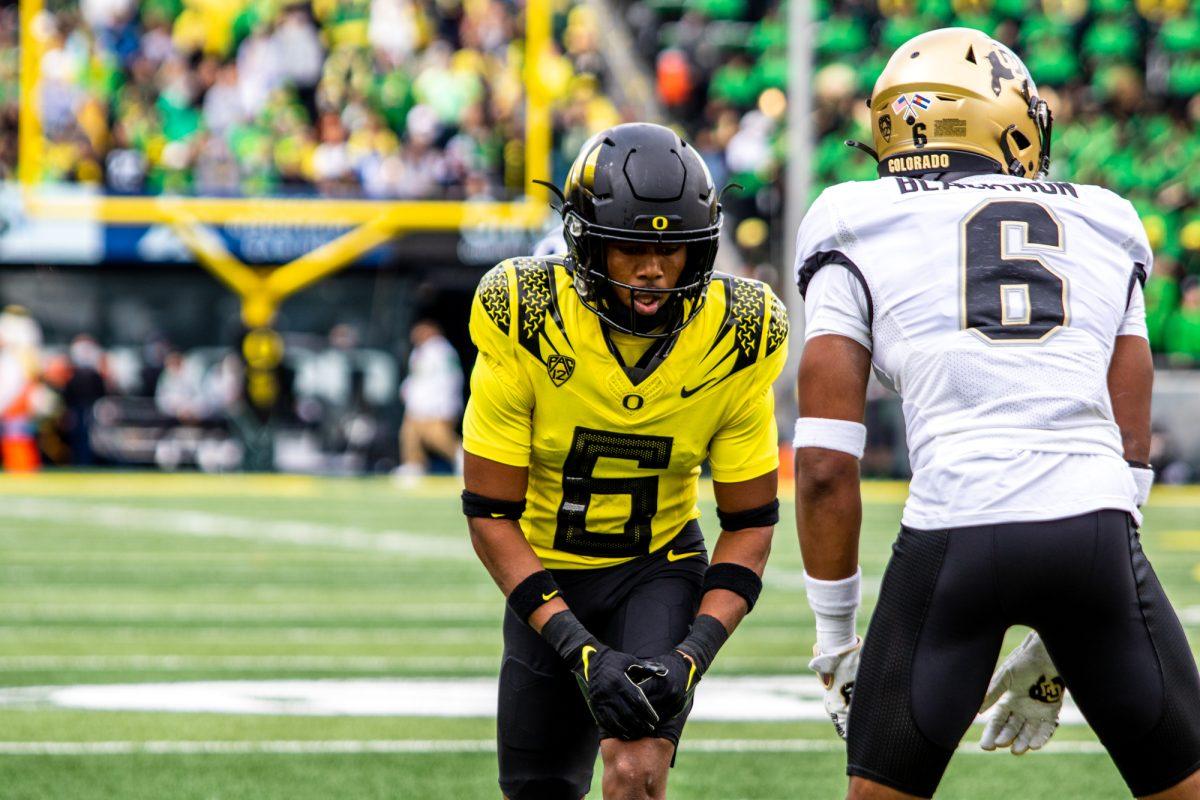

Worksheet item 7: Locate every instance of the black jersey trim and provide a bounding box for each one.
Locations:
[796,250,875,327]
[601,326,681,387]
[1126,262,1148,310]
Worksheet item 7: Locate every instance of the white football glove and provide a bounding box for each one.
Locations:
[808,637,861,740]
[979,631,1064,755]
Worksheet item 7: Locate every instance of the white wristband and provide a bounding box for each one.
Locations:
[804,567,861,654]
[1131,466,1154,508]
[793,417,867,458]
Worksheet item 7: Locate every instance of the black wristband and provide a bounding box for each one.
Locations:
[716,499,780,531]
[461,490,526,520]
[1126,459,1152,470]
[676,614,729,675]
[702,562,763,612]
[507,570,562,624]
[539,609,595,663]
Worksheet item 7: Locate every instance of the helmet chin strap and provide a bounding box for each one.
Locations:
[998,125,1027,177]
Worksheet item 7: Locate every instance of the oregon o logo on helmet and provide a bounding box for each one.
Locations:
[651,216,669,231]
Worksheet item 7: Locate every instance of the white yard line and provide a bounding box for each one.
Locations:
[0,677,1088,725]
[0,656,498,670]
[0,739,1109,756]
[0,499,472,560]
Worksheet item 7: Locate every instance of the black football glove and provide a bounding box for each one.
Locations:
[641,650,700,721]
[642,615,730,721]
[570,642,664,739]
[540,610,663,740]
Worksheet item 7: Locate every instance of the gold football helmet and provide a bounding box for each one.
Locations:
[864,27,1052,179]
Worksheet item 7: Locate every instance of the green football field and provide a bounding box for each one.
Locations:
[2,473,1199,799]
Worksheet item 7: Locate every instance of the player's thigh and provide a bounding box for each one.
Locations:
[849,525,1006,799]
[601,546,705,746]
[497,608,597,800]
[1034,512,1200,798]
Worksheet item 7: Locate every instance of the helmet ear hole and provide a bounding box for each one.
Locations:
[1010,130,1032,150]
[965,45,976,63]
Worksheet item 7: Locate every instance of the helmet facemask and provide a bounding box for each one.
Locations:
[563,208,720,338]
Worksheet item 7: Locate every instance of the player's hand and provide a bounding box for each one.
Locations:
[640,650,699,721]
[569,643,662,739]
[979,631,1064,755]
[808,637,861,740]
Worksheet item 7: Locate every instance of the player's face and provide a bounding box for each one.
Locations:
[604,242,687,316]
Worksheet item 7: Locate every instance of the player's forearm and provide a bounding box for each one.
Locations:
[700,526,772,634]
[795,448,862,580]
[467,518,567,630]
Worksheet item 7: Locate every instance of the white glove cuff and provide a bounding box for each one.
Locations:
[793,417,867,458]
[1131,466,1154,507]
[805,567,861,654]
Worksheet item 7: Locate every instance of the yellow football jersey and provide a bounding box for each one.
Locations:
[463,257,788,570]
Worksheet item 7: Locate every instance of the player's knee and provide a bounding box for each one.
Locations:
[602,749,666,800]
[847,776,921,800]
[502,777,583,800]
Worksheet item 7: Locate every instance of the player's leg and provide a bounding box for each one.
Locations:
[496,606,598,800]
[397,417,426,472]
[600,738,676,800]
[1141,770,1200,800]
[847,525,1008,799]
[597,526,707,799]
[1023,511,1200,799]
[423,418,463,464]
[847,777,923,799]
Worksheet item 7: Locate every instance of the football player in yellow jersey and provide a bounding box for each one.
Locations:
[461,122,788,799]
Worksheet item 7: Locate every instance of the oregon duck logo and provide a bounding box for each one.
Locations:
[651,216,669,231]
[547,355,575,387]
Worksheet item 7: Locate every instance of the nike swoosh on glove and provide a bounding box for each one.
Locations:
[571,643,662,740]
[640,651,698,722]
[808,637,861,740]
[979,631,1064,755]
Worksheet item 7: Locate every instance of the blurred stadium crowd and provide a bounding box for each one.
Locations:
[636,0,1200,362]
[0,0,620,198]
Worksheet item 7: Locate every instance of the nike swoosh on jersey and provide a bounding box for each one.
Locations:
[679,379,718,398]
[666,549,703,562]
[541,590,559,601]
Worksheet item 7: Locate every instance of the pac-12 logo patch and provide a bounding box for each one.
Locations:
[546,355,575,387]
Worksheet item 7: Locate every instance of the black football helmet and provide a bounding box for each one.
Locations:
[554,123,722,338]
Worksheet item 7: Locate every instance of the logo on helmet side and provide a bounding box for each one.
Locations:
[651,216,669,231]
[547,355,575,387]
[986,50,1016,97]
[878,114,892,142]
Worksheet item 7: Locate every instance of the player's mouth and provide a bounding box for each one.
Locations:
[632,291,662,315]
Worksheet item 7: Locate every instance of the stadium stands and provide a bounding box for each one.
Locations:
[630,0,1200,359]
[2,0,620,200]
[4,0,1200,359]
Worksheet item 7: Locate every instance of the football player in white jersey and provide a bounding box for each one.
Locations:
[793,28,1200,800]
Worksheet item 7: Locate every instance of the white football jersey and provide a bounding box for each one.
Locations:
[795,173,1150,529]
